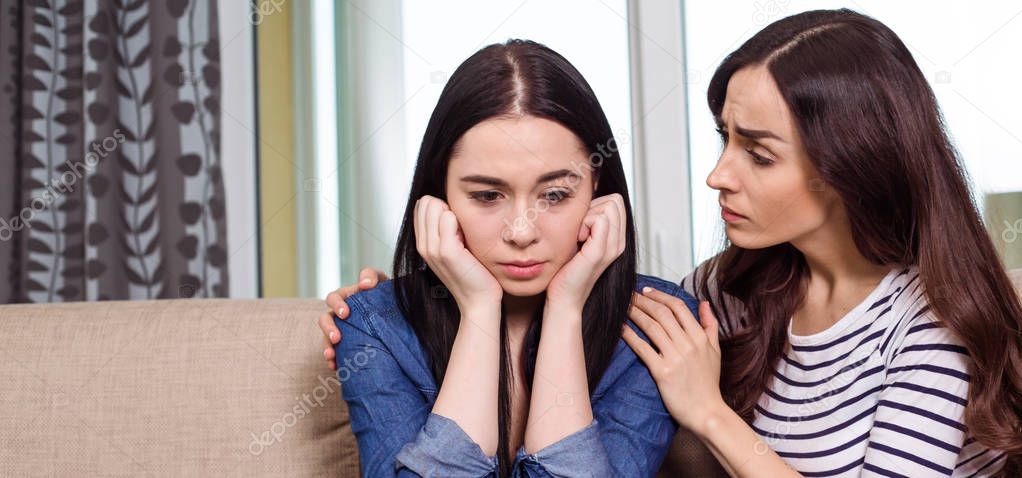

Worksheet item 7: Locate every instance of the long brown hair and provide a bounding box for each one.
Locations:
[702,9,1022,472]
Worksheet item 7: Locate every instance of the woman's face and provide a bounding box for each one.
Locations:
[445,116,596,298]
[707,65,842,249]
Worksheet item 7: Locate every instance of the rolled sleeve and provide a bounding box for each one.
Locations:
[512,419,612,477]
[395,413,499,477]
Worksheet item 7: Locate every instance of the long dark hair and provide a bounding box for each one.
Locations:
[701,9,1022,473]
[391,39,636,476]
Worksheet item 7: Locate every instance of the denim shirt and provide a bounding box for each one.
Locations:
[332,274,700,477]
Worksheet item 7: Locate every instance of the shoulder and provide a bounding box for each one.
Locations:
[880,266,970,364]
[636,273,699,313]
[679,257,747,328]
[622,274,700,353]
[592,274,698,400]
[678,257,718,298]
[331,281,441,399]
[881,266,936,339]
[332,279,409,341]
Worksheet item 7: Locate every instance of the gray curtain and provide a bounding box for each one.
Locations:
[0,0,228,302]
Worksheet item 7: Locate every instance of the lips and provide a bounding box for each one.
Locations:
[720,203,748,222]
[721,206,746,217]
[499,261,546,279]
[502,260,543,267]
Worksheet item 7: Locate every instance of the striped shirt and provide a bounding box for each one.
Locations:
[680,261,1006,477]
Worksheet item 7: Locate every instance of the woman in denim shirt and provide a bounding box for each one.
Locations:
[331,39,697,477]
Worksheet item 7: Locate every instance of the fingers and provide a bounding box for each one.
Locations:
[425,198,443,259]
[627,299,676,357]
[438,210,460,258]
[577,220,590,242]
[599,197,620,261]
[579,194,626,263]
[414,198,427,258]
[579,212,609,260]
[325,286,354,317]
[324,288,343,315]
[319,312,341,343]
[632,290,688,349]
[699,301,721,352]
[622,323,660,368]
[610,195,626,253]
[578,196,606,242]
[319,312,339,370]
[358,267,382,290]
[416,196,453,265]
[323,335,336,358]
[641,287,702,340]
[324,347,336,370]
[326,266,385,319]
[594,193,624,257]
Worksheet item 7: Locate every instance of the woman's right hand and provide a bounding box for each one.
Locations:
[414,195,503,312]
[319,267,389,370]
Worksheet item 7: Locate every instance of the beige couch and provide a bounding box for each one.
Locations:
[2,270,1019,476]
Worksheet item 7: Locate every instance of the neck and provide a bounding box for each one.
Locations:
[502,293,544,337]
[790,210,892,296]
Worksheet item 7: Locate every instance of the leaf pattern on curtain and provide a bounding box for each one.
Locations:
[0,0,228,303]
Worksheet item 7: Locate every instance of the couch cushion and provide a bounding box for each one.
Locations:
[0,298,357,476]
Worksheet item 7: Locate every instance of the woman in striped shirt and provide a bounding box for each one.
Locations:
[621,9,1022,477]
[320,9,1021,477]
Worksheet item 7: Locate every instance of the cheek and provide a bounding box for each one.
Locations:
[456,211,502,250]
[775,167,829,224]
[537,205,587,260]
[746,171,830,240]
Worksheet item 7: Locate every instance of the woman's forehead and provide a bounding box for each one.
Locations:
[449,117,591,183]
[721,66,795,140]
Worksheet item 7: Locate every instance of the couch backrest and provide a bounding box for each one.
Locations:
[0,298,357,476]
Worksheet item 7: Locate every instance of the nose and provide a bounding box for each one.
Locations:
[501,200,540,247]
[706,148,740,193]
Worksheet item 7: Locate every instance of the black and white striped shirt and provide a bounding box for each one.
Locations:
[680,262,1006,477]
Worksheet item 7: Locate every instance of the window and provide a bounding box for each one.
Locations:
[400,0,635,190]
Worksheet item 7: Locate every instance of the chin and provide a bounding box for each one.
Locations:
[724,227,759,249]
[497,277,549,298]
[725,228,785,250]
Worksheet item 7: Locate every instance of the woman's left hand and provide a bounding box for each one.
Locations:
[545,193,627,311]
[622,289,727,434]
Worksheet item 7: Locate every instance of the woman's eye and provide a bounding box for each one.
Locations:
[745,148,774,166]
[542,189,571,203]
[470,191,502,203]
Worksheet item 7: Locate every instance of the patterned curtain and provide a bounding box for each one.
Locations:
[0,0,228,303]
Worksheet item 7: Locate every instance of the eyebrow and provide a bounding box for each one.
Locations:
[735,125,783,142]
[459,169,579,187]
[714,119,784,143]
